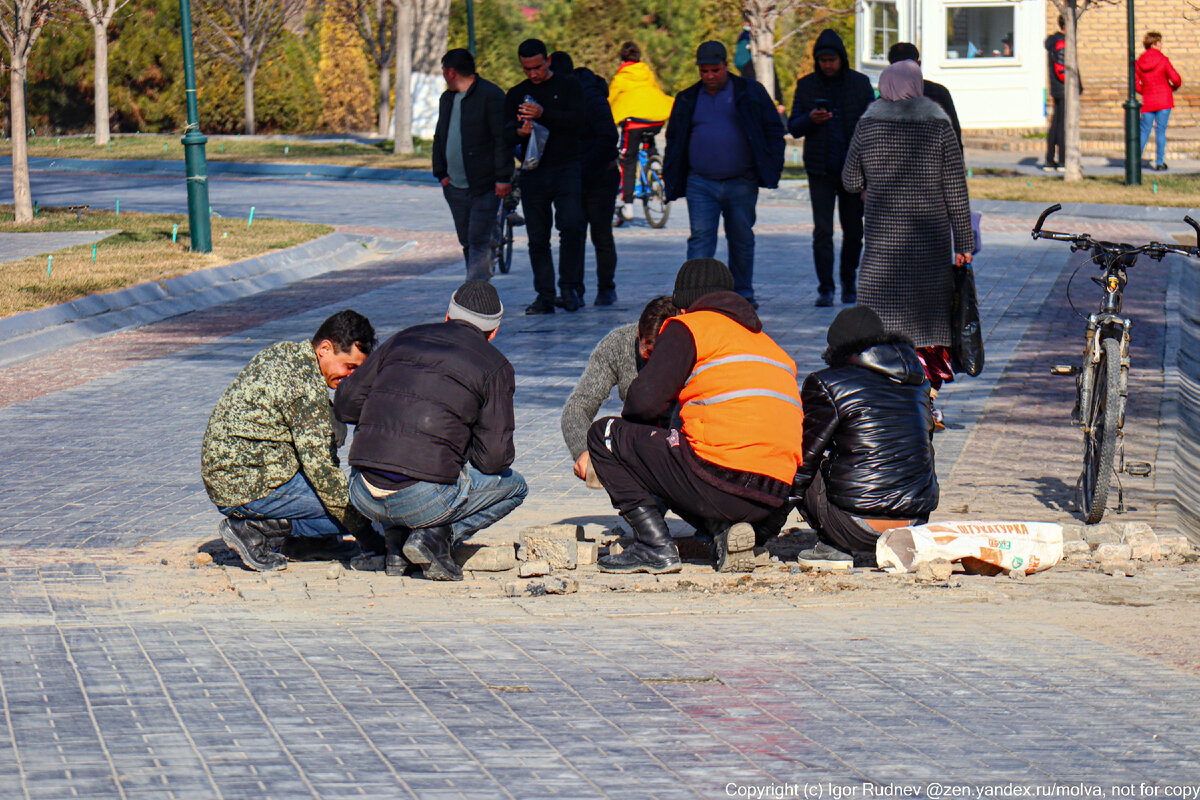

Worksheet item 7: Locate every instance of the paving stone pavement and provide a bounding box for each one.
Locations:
[0,172,1198,797]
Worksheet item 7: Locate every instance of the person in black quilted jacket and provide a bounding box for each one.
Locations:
[792,306,939,570]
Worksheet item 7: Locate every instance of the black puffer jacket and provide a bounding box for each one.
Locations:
[793,335,938,517]
[333,320,516,485]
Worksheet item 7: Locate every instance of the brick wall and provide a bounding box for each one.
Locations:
[1047,1,1199,135]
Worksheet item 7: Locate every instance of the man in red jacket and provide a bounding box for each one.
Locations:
[1137,32,1182,171]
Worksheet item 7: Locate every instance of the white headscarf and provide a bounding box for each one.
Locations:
[878,59,924,101]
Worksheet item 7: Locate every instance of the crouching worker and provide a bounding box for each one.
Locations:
[589,258,803,574]
[201,310,378,571]
[561,295,679,483]
[793,307,938,570]
[334,281,528,581]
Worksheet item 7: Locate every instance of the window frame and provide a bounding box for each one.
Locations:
[941,1,1021,68]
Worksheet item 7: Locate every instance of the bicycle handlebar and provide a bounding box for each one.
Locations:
[1030,203,1200,260]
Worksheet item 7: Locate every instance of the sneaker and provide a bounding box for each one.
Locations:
[796,541,853,571]
[1156,162,1169,171]
[620,203,635,221]
[559,289,584,312]
[931,407,946,432]
[842,291,857,304]
[219,518,288,572]
[713,522,757,573]
[815,290,835,307]
[525,297,556,315]
[1055,165,1066,173]
[1041,163,1058,172]
[594,288,617,306]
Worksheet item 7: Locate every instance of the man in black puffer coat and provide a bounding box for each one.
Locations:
[333,281,527,582]
[792,306,938,570]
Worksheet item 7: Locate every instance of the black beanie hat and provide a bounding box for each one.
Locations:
[672,258,734,310]
[826,305,885,349]
[887,42,921,64]
[448,280,503,331]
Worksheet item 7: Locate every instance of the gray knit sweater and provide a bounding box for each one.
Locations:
[560,324,640,459]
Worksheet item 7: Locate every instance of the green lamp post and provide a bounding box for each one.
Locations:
[179,0,212,252]
[466,0,476,56]
[1123,0,1142,185]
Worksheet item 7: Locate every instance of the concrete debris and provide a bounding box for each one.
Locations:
[1093,543,1132,563]
[505,576,579,597]
[1082,523,1121,548]
[914,559,953,583]
[455,544,517,572]
[518,560,551,578]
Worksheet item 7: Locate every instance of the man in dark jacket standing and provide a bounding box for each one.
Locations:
[886,42,962,151]
[551,51,621,306]
[792,307,938,571]
[433,49,513,281]
[505,39,588,315]
[1044,16,1067,171]
[588,259,803,575]
[789,29,874,307]
[663,42,785,306]
[334,281,528,581]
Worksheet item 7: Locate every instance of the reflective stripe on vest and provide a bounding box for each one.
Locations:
[687,354,796,384]
[684,388,803,409]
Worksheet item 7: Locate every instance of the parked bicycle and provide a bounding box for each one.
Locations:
[1031,203,1200,523]
[615,118,669,229]
[491,171,523,275]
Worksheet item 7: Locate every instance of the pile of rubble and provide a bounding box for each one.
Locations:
[1060,522,1195,576]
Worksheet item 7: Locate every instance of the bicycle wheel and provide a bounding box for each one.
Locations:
[1079,336,1121,524]
[642,156,670,229]
[498,219,514,274]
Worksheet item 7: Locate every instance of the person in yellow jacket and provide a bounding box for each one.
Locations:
[608,42,674,221]
[587,259,803,575]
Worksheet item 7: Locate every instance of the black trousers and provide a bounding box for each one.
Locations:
[620,127,660,203]
[582,163,619,293]
[798,472,924,560]
[1046,97,1064,166]
[443,184,499,281]
[808,172,863,296]
[587,417,774,524]
[520,160,586,302]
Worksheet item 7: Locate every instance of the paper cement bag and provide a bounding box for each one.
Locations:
[876,520,1063,576]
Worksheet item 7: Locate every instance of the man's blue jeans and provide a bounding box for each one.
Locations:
[217,471,346,538]
[685,173,759,300]
[1140,109,1171,166]
[348,467,527,543]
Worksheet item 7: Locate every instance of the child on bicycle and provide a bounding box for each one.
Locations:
[608,42,674,222]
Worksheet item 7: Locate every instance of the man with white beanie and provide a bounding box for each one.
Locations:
[334,281,527,581]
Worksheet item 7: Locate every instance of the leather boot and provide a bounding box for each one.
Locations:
[220,517,289,572]
[711,521,756,573]
[354,526,386,556]
[598,507,682,574]
[402,525,463,581]
[384,526,411,577]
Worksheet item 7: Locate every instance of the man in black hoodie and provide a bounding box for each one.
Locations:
[789,29,874,307]
[588,259,803,575]
[886,42,962,151]
[792,306,938,571]
[550,51,621,306]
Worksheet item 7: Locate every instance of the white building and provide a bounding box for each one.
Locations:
[855,0,1049,128]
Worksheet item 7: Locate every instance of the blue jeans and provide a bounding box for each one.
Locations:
[1140,109,1171,166]
[217,471,346,538]
[348,467,527,543]
[685,173,759,300]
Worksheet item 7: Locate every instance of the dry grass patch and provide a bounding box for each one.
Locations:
[967,173,1200,208]
[0,206,332,318]
[0,134,433,170]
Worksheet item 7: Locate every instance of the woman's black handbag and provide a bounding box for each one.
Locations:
[951,265,985,376]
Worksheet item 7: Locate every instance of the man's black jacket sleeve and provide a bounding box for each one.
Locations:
[622,320,695,424]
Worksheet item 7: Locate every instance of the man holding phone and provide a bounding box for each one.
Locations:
[789,29,874,307]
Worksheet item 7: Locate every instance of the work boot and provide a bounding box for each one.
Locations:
[384,525,411,577]
[353,526,386,556]
[219,517,288,572]
[712,521,756,573]
[402,525,463,581]
[598,506,682,574]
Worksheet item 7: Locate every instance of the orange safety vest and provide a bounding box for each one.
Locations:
[671,311,804,484]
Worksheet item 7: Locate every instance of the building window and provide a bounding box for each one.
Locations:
[945,5,1015,60]
[866,1,899,62]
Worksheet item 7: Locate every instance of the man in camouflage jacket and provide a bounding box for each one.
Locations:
[201,310,377,571]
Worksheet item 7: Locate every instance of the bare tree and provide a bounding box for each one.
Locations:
[1048,0,1117,182]
[195,0,307,135]
[741,0,854,95]
[74,0,128,146]
[392,0,412,154]
[0,0,66,222]
[343,0,395,137]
